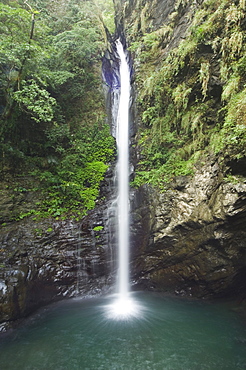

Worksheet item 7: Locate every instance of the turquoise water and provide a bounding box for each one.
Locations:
[0,292,246,369]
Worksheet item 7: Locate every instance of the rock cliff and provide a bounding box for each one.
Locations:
[0,177,114,331]
[130,158,246,298]
[119,0,246,300]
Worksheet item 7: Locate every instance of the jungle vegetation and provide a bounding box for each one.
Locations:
[125,0,246,188]
[0,0,115,219]
[1,0,246,220]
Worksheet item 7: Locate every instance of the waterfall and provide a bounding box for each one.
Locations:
[116,39,130,300]
[106,40,140,319]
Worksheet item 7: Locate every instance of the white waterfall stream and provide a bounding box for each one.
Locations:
[116,40,130,300]
[107,40,140,319]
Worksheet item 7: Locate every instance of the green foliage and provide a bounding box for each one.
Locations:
[0,0,116,220]
[129,0,246,189]
[210,89,246,158]
[199,61,210,100]
[221,91,246,156]
[221,74,240,101]
[172,83,192,112]
[91,0,115,34]
[0,2,49,118]
[13,79,56,122]
[131,155,194,189]
[224,174,240,184]
[30,123,115,219]
[53,21,104,67]
[93,225,104,232]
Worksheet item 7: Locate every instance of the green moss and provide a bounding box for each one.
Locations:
[130,0,246,189]
[93,225,104,232]
[224,174,241,184]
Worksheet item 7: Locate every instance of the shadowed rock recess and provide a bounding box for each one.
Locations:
[1,0,246,330]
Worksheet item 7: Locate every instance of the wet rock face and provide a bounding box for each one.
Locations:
[131,159,246,299]
[0,188,114,331]
[0,219,77,330]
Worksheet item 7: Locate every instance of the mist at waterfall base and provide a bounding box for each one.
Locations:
[1,293,246,369]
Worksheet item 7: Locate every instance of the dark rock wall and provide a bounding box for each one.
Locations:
[130,160,246,299]
[0,219,78,326]
[0,179,115,331]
